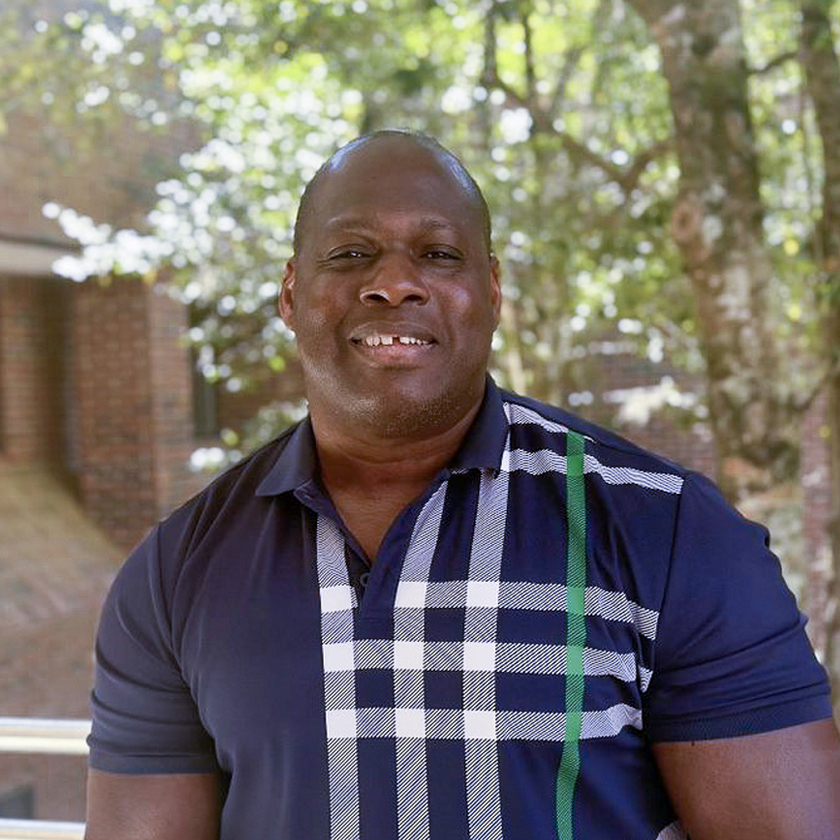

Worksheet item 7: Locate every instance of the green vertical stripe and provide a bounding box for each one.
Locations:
[556,431,588,840]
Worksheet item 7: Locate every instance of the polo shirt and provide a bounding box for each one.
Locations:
[89,379,832,840]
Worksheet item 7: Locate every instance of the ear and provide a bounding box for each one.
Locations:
[489,254,502,328]
[278,260,296,328]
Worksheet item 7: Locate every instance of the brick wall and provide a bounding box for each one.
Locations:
[0,103,188,248]
[0,275,67,466]
[0,0,204,546]
[0,1,207,822]
[70,277,202,550]
[0,271,207,549]
[148,284,206,516]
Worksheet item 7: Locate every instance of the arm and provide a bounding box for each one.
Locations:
[653,718,840,840]
[87,526,223,834]
[85,769,222,840]
[645,475,840,836]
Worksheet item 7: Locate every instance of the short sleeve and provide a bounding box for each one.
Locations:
[644,472,832,742]
[88,525,219,773]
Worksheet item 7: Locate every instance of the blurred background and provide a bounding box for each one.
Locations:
[0,0,838,826]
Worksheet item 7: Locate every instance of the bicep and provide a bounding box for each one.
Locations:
[89,528,218,774]
[85,769,222,840]
[653,718,840,840]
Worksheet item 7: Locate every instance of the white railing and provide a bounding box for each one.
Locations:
[0,820,84,839]
[0,718,88,840]
[0,719,90,756]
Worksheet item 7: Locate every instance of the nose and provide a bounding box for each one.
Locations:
[359,255,429,307]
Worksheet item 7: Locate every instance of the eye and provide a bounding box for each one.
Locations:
[423,248,460,260]
[330,248,367,260]
[329,248,369,259]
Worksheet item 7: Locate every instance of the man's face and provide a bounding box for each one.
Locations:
[280,136,501,440]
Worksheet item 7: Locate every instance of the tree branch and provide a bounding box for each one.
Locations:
[520,1,537,105]
[622,137,674,191]
[480,0,672,192]
[548,0,610,120]
[555,130,625,179]
[791,355,840,413]
[558,132,673,192]
[481,0,536,117]
[481,60,674,191]
[749,50,798,76]
[482,0,499,94]
[481,63,531,113]
[548,43,585,120]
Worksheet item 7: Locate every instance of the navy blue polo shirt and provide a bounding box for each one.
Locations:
[89,379,831,840]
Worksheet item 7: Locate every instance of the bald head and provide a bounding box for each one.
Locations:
[292,130,492,255]
[280,128,501,444]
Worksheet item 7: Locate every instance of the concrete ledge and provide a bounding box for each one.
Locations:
[0,238,74,278]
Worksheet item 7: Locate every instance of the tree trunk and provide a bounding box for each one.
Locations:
[825,311,840,719]
[625,0,795,501]
[798,0,840,715]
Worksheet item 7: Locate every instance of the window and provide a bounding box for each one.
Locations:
[0,784,34,818]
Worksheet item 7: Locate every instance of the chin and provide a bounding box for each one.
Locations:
[355,389,468,439]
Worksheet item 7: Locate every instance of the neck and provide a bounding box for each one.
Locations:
[311,399,481,492]
[308,399,483,561]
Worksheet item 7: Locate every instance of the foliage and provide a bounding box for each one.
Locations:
[1,0,837,447]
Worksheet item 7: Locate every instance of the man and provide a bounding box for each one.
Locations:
[85,130,840,840]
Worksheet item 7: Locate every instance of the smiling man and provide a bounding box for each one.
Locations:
[85,131,840,840]
[278,133,501,560]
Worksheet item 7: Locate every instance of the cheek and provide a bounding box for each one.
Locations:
[293,288,341,331]
[452,288,498,331]
[296,313,337,350]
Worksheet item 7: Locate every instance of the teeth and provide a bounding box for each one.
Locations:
[361,334,429,347]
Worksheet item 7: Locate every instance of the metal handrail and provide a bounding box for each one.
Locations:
[0,819,84,839]
[0,718,89,839]
[0,718,90,755]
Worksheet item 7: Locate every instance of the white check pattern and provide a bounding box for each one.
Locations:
[656,821,690,840]
[394,480,447,840]
[314,401,682,840]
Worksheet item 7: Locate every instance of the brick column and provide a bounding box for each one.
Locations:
[148,283,200,516]
[71,277,197,550]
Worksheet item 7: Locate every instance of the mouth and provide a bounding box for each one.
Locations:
[352,333,434,347]
[349,327,437,365]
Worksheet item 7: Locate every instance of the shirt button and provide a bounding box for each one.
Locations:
[359,572,370,588]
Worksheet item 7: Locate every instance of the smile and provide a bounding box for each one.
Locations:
[355,334,432,347]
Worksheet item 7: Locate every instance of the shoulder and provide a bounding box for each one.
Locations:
[104,424,305,632]
[499,388,689,486]
[153,423,302,561]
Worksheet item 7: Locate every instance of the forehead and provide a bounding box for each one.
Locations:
[305,138,485,240]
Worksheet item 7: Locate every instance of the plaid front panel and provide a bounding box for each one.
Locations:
[315,401,683,840]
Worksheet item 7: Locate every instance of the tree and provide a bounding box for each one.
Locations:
[621,0,807,500]
[3,0,838,556]
[797,0,840,706]
[5,0,694,428]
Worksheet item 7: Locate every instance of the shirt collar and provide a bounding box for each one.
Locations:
[255,416,319,497]
[255,376,508,497]
[447,375,507,473]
